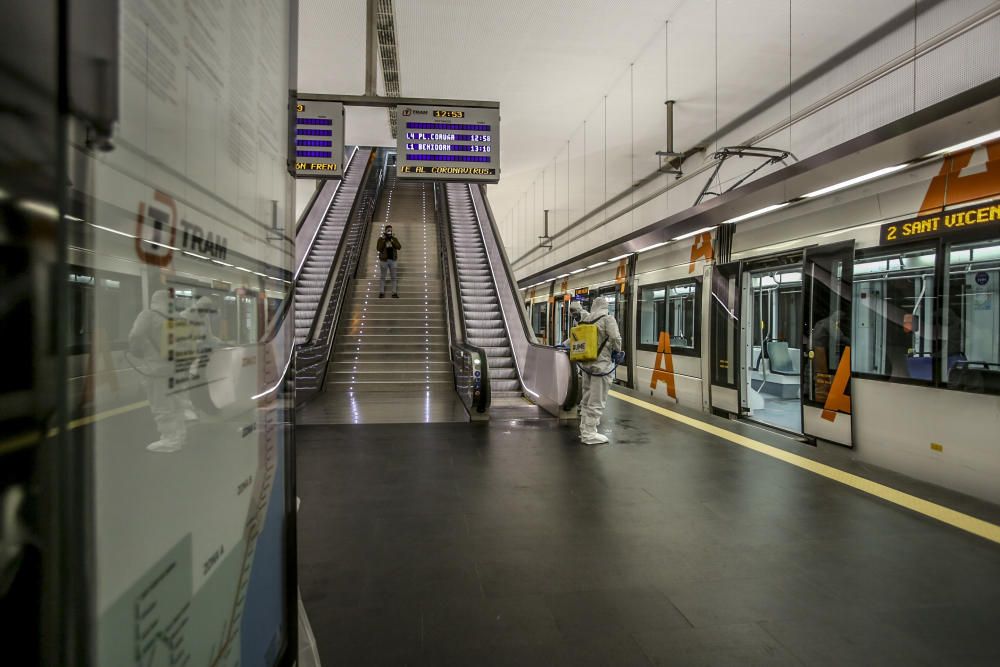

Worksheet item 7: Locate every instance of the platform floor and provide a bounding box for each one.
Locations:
[297,389,1000,666]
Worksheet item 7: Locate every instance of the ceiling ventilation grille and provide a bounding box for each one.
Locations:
[376,0,400,137]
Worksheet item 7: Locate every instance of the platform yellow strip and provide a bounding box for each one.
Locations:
[0,400,151,454]
[610,390,1000,546]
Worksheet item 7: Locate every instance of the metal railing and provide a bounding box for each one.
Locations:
[435,182,490,415]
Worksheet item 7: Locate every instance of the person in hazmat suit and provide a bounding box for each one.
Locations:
[577,296,622,445]
[128,290,186,453]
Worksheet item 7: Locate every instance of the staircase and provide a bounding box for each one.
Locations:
[294,152,368,344]
[445,183,522,398]
[325,173,453,393]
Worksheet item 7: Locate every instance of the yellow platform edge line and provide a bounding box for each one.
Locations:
[609,390,1000,546]
[0,400,151,454]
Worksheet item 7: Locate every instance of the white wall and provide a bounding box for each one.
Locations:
[493,0,1000,279]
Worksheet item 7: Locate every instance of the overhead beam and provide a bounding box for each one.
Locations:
[297,93,500,109]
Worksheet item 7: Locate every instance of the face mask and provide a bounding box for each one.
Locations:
[385,230,392,237]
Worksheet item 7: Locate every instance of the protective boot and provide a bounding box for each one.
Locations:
[582,432,609,445]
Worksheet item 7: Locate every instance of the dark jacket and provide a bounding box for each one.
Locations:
[376,235,401,261]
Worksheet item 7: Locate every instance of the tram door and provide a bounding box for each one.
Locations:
[709,262,743,414]
[801,241,855,446]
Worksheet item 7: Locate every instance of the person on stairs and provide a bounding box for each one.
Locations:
[578,296,621,445]
[376,225,402,298]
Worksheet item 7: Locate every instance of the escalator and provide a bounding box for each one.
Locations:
[294,147,371,344]
[293,148,381,405]
[290,154,577,422]
[439,182,579,419]
[446,184,521,399]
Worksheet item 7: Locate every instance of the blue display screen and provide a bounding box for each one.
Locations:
[296,140,332,147]
[296,150,333,158]
[297,118,333,126]
[405,154,491,163]
[297,128,333,136]
[405,122,491,131]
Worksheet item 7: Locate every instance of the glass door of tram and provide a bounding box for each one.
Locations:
[710,262,743,414]
[743,264,804,433]
[801,241,855,446]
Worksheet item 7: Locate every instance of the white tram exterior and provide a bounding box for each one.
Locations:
[523,134,1000,505]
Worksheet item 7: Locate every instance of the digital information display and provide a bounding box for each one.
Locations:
[879,200,1000,245]
[396,105,500,183]
[294,100,345,178]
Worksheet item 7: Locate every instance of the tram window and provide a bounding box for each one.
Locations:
[852,248,937,382]
[68,266,142,352]
[943,239,1000,394]
[530,302,548,344]
[637,279,700,355]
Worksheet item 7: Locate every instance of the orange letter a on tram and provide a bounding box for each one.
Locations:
[650,332,677,400]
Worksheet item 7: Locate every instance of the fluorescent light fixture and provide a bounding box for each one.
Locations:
[672,226,715,241]
[587,261,607,268]
[555,273,570,278]
[638,241,669,253]
[65,214,84,222]
[802,164,909,199]
[212,259,234,267]
[609,253,632,261]
[569,268,586,274]
[17,199,59,220]
[926,129,1000,157]
[722,203,789,224]
[90,223,136,239]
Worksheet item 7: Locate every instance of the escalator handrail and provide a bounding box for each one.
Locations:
[293,145,360,282]
[303,149,375,345]
[437,183,490,412]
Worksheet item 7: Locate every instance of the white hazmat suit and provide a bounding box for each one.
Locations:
[128,290,186,453]
[578,296,621,445]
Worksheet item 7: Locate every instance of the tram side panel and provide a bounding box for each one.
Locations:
[632,241,713,409]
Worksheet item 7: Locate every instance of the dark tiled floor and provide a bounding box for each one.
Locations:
[296,393,1000,666]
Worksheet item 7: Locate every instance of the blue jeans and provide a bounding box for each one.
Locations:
[379,259,397,294]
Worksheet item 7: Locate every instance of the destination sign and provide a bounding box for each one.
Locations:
[293,101,345,178]
[396,105,500,183]
[879,200,1000,245]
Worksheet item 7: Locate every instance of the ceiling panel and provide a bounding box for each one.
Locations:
[297,0,684,175]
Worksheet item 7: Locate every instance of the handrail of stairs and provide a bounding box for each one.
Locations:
[435,183,490,415]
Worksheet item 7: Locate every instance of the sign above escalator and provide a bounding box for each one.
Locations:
[395,104,500,183]
[293,100,346,178]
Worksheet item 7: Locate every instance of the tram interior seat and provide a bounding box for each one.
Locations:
[750,341,801,399]
[905,353,966,381]
[948,361,1000,393]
